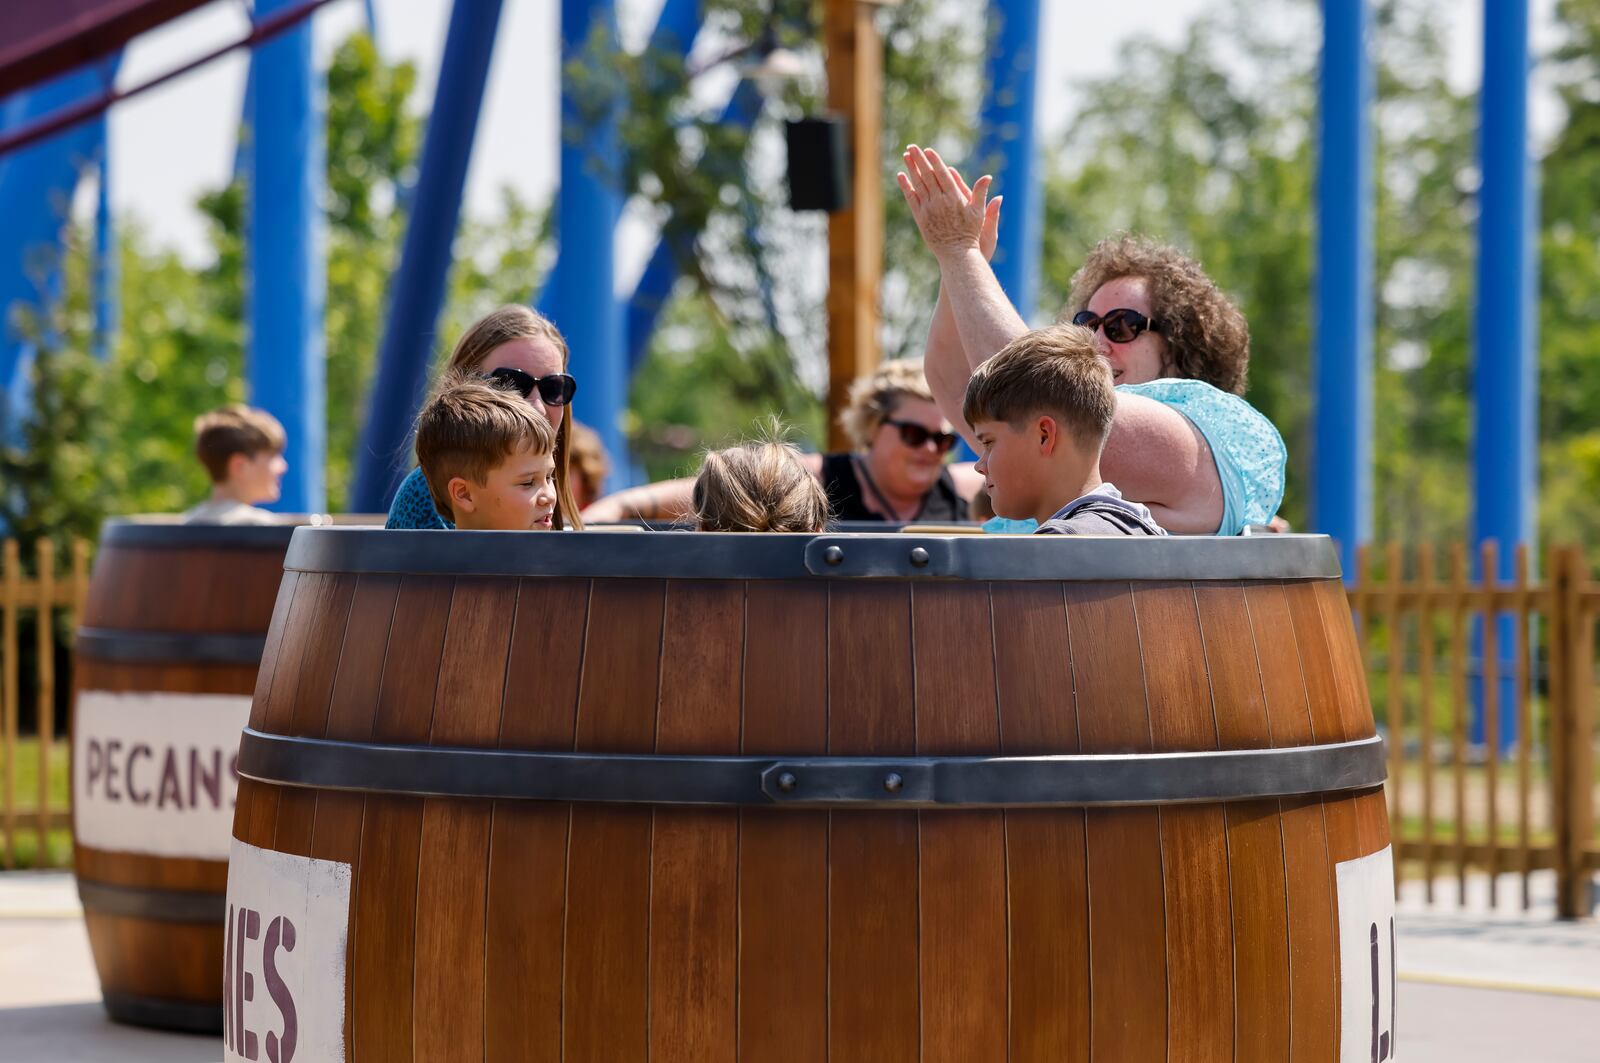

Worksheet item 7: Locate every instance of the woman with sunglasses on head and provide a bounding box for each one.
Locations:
[385,304,584,529]
[898,144,1284,535]
[579,357,981,525]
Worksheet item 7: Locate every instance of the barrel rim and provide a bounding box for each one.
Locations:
[283,526,1343,581]
[98,514,380,550]
[237,728,1385,808]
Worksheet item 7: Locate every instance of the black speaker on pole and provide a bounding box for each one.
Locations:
[786,115,851,212]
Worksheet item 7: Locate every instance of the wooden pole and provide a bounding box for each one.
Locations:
[824,0,884,452]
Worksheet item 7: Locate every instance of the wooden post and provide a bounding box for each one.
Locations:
[36,538,55,860]
[1552,546,1595,918]
[2,539,18,868]
[824,0,885,452]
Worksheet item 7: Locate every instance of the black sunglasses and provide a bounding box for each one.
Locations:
[1071,307,1161,344]
[485,366,578,407]
[884,418,958,453]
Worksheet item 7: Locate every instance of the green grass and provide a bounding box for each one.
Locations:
[1,737,73,869]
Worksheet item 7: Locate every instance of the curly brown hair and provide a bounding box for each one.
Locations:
[1065,234,1250,395]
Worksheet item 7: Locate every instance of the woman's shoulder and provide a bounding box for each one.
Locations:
[384,467,452,530]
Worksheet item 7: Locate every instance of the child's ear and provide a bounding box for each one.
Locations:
[447,476,477,514]
[1037,415,1060,456]
[226,452,250,481]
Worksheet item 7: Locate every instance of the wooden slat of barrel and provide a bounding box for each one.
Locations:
[1065,582,1167,1063]
[1197,583,1292,1062]
[648,581,743,1063]
[737,581,828,1060]
[912,582,1007,1061]
[351,575,452,1061]
[827,582,919,1063]
[563,579,665,1062]
[991,583,1088,1063]
[484,577,587,1062]
[483,579,586,1059]
[311,574,401,1058]
[413,579,517,1062]
[1247,581,1338,1063]
[1136,582,1234,1062]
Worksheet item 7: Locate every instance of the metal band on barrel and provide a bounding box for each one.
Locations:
[75,627,267,664]
[101,991,224,1034]
[238,727,1385,809]
[77,879,227,923]
[284,526,1343,582]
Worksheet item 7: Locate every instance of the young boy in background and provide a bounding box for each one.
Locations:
[964,324,1166,536]
[183,404,288,525]
[415,374,559,531]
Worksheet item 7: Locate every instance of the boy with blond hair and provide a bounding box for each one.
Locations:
[964,324,1166,536]
[414,373,559,531]
[184,404,288,525]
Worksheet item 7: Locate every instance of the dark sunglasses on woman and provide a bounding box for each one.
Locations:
[1071,307,1161,344]
[485,366,578,407]
[885,418,958,453]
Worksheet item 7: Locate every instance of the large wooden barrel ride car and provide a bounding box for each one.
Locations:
[230,529,1394,1062]
[71,519,307,1032]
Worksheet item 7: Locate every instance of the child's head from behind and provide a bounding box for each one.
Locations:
[194,404,287,504]
[962,324,1115,522]
[416,373,558,530]
[693,434,829,534]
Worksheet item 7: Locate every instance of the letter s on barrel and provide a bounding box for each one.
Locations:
[264,916,299,1063]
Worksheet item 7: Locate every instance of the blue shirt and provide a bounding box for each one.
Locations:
[983,379,1286,537]
[385,466,452,530]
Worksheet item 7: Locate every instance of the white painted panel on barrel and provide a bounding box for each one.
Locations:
[1337,845,1398,1062]
[73,690,251,859]
[224,841,352,1063]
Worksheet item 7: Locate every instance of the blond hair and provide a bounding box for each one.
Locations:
[415,373,557,523]
[1066,233,1250,395]
[837,358,937,451]
[693,435,830,533]
[193,404,286,483]
[444,305,581,528]
[962,325,1116,450]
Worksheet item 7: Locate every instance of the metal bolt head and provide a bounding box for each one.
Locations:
[883,772,904,793]
[777,772,798,793]
[823,545,845,566]
[909,546,930,567]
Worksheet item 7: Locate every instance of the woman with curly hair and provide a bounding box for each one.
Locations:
[899,144,1285,535]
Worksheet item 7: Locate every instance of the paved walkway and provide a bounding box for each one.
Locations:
[2,869,1596,1061]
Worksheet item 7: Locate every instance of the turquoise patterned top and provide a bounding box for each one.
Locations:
[983,379,1286,537]
[385,466,452,530]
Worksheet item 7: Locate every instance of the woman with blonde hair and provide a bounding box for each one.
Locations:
[581,357,979,524]
[386,305,583,529]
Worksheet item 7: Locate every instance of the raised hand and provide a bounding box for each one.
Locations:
[897,144,992,261]
[949,165,1003,263]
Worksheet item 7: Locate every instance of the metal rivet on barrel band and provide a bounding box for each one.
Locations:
[777,772,798,792]
[883,772,905,793]
[823,545,845,565]
[908,547,930,568]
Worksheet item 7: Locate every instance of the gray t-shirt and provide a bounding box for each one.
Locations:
[1034,483,1167,537]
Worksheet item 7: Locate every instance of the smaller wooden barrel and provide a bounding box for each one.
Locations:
[230,529,1394,1061]
[72,519,301,1032]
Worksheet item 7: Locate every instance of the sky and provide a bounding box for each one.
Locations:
[99,0,1565,267]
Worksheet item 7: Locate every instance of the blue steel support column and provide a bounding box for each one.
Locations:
[541,0,626,477]
[975,0,1042,321]
[93,115,115,362]
[350,0,505,512]
[1313,0,1374,579]
[0,66,113,429]
[1472,0,1537,749]
[249,0,326,512]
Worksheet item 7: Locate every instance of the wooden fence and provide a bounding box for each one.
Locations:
[1349,542,1599,917]
[1,536,1597,915]
[0,537,90,868]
